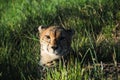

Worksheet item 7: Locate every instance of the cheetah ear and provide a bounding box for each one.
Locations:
[38,25,47,33]
[67,29,75,36]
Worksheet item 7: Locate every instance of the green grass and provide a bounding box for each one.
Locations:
[0,0,120,80]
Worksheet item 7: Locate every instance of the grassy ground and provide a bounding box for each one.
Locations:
[0,0,120,80]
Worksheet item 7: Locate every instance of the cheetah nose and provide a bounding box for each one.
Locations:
[51,45,58,50]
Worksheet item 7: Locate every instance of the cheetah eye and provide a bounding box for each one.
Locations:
[45,35,50,39]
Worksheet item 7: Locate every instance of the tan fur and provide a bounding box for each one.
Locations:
[38,25,74,67]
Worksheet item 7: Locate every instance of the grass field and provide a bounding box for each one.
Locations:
[0,0,120,80]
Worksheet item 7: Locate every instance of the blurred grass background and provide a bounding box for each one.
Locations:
[0,0,120,80]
